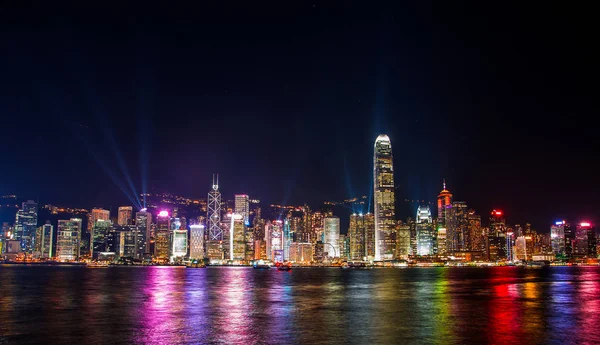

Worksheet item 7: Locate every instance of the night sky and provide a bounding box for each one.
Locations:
[0,2,596,230]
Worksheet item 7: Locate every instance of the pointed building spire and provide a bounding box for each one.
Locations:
[443,178,446,190]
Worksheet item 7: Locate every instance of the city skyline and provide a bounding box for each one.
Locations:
[1,2,597,232]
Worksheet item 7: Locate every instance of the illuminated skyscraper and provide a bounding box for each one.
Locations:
[551,221,566,256]
[234,194,250,225]
[207,174,222,241]
[189,225,205,260]
[323,216,340,258]
[576,222,596,257]
[36,221,53,258]
[396,222,411,259]
[283,219,292,261]
[88,208,110,255]
[91,219,112,259]
[171,229,188,260]
[56,218,82,261]
[437,181,453,225]
[416,206,435,256]
[14,200,38,253]
[88,208,110,236]
[487,210,507,261]
[349,213,368,260]
[135,210,152,253]
[446,201,468,253]
[289,242,313,263]
[117,206,133,226]
[154,211,171,261]
[266,220,283,262]
[373,134,396,260]
[468,211,484,252]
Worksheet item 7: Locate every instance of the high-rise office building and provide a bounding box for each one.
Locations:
[446,201,469,253]
[36,221,53,258]
[230,216,245,261]
[154,211,171,261]
[266,220,283,262]
[323,216,340,258]
[91,219,112,259]
[106,225,144,259]
[338,234,350,260]
[564,222,574,259]
[135,210,152,254]
[437,181,453,225]
[208,175,222,240]
[373,134,396,261]
[468,211,484,252]
[487,210,507,261]
[551,221,566,256]
[234,194,250,226]
[416,206,435,256]
[88,208,110,255]
[189,224,205,260]
[171,229,188,260]
[56,218,82,261]
[436,226,447,256]
[577,222,596,257]
[14,200,38,253]
[349,213,375,260]
[289,242,313,263]
[283,219,292,261]
[117,206,133,226]
[396,222,411,259]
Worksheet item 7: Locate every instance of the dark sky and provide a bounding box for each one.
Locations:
[0,2,597,230]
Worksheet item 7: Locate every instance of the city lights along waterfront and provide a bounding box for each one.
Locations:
[1,2,596,343]
[1,134,599,344]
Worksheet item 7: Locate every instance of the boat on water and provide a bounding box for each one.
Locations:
[253,259,271,269]
[277,262,292,271]
[186,260,206,268]
[341,261,373,269]
[86,262,109,268]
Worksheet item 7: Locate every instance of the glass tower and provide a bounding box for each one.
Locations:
[373,134,395,261]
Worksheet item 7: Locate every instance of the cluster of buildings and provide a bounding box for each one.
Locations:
[0,134,596,265]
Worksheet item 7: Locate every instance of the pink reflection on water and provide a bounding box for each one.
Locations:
[139,267,188,344]
[213,268,254,343]
[574,269,600,343]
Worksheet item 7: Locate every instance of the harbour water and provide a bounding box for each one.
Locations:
[1,266,599,344]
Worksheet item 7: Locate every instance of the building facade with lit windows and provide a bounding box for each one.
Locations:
[373,134,396,261]
[289,242,313,263]
[171,229,188,260]
[56,218,82,261]
[35,221,53,258]
[135,210,152,254]
[437,181,453,225]
[348,213,375,260]
[446,201,469,253]
[396,222,411,259]
[117,206,133,226]
[416,206,435,256]
[323,216,340,258]
[91,219,112,259]
[14,200,38,253]
[207,175,223,260]
[487,210,507,261]
[234,194,250,225]
[266,220,283,262]
[551,221,566,256]
[189,224,205,260]
[154,211,171,261]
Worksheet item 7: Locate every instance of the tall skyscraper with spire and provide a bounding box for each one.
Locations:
[206,174,223,260]
[373,134,396,261]
[437,180,453,224]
